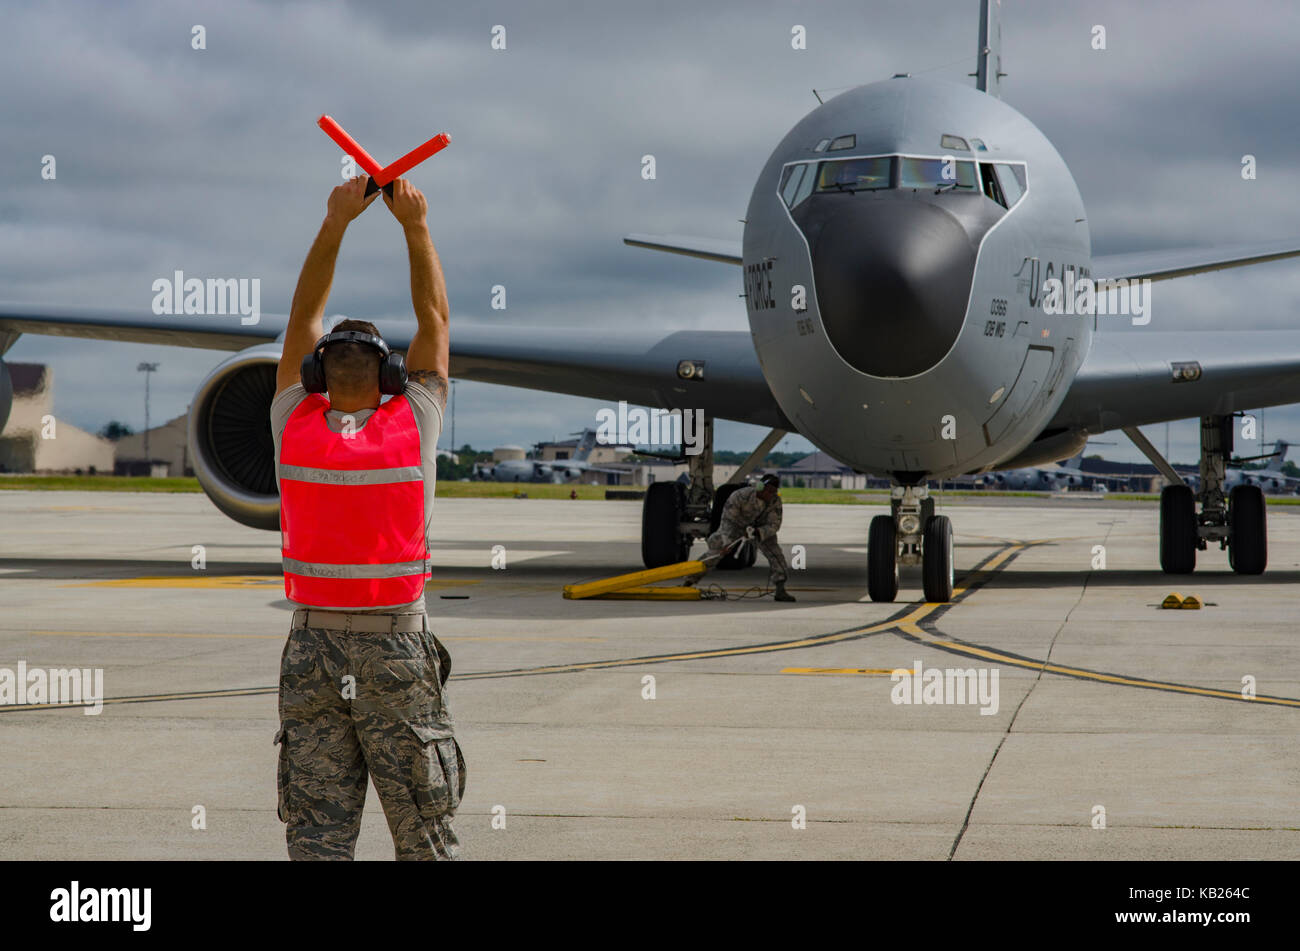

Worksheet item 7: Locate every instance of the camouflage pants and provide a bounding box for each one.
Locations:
[699,518,789,585]
[275,615,465,861]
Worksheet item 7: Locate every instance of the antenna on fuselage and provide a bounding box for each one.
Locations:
[972,0,1007,97]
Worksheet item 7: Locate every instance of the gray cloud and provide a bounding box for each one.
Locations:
[2,0,1298,466]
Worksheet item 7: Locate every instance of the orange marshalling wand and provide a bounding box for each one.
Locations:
[317,115,451,196]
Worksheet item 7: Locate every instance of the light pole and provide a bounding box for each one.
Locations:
[450,379,456,455]
[137,362,159,470]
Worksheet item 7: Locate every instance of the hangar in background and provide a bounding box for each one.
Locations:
[0,363,114,474]
[113,413,191,477]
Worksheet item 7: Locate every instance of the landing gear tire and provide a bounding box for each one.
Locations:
[867,514,899,603]
[642,481,690,567]
[1228,484,1267,575]
[1159,485,1197,574]
[922,515,954,603]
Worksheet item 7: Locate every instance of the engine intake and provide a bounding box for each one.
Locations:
[187,344,282,530]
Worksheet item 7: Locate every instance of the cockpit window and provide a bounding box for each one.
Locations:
[779,163,819,208]
[780,155,1025,208]
[780,164,807,205]
[815,156,892,193]
[791,164,816,206]
[828,134,856,151]
[898,157,977,191]
[992,163,1024,206]
[939,134,969,151]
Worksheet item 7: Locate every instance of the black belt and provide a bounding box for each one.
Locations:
[292,609,424,633]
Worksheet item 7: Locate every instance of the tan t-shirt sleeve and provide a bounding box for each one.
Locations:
[402,381,445,547]
[270,383,309,491]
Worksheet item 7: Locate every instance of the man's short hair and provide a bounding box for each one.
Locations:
[760,474,780,489]
[322,318,383,394]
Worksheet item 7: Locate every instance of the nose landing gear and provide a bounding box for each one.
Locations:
[866,483,954,603]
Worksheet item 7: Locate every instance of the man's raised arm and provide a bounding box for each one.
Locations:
[385,179,450,410]
[275,177,378,395]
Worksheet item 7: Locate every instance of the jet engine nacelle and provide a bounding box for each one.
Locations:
[187,344,282,530]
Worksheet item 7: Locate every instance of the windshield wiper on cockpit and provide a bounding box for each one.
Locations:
[832,181,886,193]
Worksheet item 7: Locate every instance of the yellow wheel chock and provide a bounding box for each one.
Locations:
[563,561,706,600]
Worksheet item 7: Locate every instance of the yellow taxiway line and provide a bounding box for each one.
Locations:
[897,620,1300,708]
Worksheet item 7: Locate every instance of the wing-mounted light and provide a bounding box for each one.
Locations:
[677,360,706,380]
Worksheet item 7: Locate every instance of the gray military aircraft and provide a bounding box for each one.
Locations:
[985,453,1097,492]
[3,1,1300,603]
[474,429,624,483]
[985,439,1120,491]
[1225,440,1298,494]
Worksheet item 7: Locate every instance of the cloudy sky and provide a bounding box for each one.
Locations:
[3,0,1299,463]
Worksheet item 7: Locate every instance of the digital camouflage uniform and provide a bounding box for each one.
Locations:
[699,484,789,584]
[275,614,465,860]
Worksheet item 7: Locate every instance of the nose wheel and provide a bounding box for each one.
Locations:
[866,485,954,603]
[867,515,898,602]
[921,515,954,602]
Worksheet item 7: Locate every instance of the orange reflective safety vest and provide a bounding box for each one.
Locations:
[278,393,430,608]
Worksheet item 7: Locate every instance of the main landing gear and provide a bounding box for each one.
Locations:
[641,420,787,569]
[1126,415,1266,576]
[866,483,954,603]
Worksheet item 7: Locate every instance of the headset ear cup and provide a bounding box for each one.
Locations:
[379,352,408,395]
[300,352,327,393]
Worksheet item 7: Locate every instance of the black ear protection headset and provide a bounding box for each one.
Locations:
[300,330,408,396]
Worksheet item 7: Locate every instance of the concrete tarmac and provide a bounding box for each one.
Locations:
[1,490,1297,860]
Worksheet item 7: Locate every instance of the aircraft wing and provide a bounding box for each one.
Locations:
[441,323,788,429]
[0,303,281,351]
[0,303,789,430]
[622,234,743,265]
[1047,329,1300,434]
[1092,239,1300,283]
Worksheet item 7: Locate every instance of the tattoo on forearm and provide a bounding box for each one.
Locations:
[408,369,448,410]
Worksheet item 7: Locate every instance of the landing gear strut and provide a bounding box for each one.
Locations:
[866,483,954,603]
[1127,415,1266,576]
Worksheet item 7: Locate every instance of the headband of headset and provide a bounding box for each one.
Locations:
[299,330,408,395]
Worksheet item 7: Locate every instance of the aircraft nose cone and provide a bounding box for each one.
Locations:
[811,199,976,377]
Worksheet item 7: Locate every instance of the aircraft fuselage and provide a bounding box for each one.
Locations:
[744,77,1091,482]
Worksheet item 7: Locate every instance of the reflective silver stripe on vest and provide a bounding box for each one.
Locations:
[282,558,429,579]
[277,463,423,485]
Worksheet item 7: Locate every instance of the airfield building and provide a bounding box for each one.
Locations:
[113,413,191,476]
[0,363,114,474]
[767,451,870,489]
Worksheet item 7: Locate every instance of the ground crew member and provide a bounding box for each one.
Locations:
[696,474,795,601]
[269,176,462,860]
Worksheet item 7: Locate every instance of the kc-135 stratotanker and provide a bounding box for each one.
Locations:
[5,1,1300,602]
